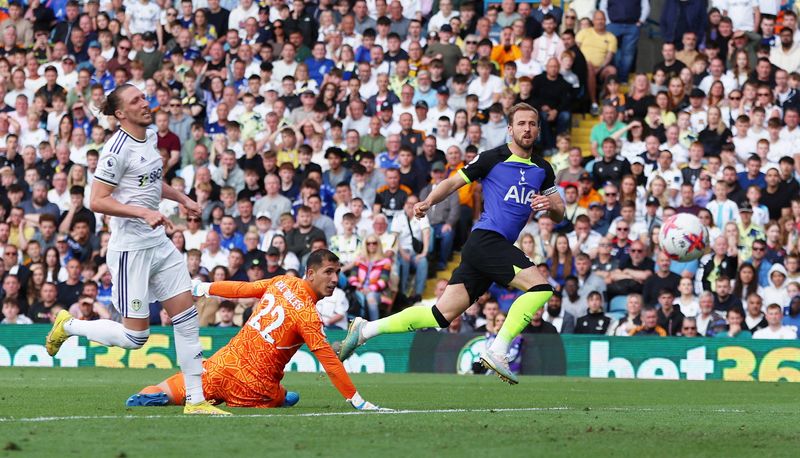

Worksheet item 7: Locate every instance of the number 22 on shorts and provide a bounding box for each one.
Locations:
[246,294,285,344]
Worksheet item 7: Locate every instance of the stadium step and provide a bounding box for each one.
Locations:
[422,253,461,298]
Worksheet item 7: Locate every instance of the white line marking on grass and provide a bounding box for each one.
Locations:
[0,406,746,423]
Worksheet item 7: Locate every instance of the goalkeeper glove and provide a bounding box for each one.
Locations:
[191,279,211,297]
[347,392,388,411]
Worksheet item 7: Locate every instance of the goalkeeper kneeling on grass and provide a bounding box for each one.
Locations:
[127,249,385,411]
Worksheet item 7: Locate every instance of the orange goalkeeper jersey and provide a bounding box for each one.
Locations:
[203,276,356,404]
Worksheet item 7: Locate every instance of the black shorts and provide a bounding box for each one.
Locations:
[449,229,535,303]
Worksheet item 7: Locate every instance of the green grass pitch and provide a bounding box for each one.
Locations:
[0,368,796,457]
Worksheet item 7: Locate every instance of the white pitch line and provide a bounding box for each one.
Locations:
[0,406,746,423]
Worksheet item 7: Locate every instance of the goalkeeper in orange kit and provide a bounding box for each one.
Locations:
[126,250,384,410]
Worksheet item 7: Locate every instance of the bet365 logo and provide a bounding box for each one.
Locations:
[137,168,163,187]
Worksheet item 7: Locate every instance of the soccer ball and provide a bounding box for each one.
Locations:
[659,213,709,261]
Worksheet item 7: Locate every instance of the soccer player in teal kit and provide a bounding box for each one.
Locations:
[338,103,565,384]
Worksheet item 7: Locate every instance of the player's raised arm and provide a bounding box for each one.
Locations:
[192,279,273,299]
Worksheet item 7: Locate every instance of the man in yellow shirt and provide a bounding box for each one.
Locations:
[491,27,521,76]
[576,10,618,115]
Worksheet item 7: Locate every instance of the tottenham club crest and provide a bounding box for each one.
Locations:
[519,169,530,186]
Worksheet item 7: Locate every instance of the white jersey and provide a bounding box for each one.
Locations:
[95,128,165,251]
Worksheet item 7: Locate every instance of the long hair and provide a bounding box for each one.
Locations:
[358,235,385,263]
[101,84,134,118]
[734,263,759,299]
[550,234,574,279]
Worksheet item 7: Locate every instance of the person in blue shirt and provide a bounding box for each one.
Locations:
[217,215,247,252]
[339,103,566,384]
[305,42,335,87]
[737,154,767,189]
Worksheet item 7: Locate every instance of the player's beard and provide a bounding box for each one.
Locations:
[130,108,153,127]
[512,131,535,150]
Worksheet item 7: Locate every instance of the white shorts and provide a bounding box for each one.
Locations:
[107,238,192,319]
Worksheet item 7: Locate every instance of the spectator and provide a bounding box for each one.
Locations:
[590,104,626,158]
[612,293,643,336]
[607,240,654,299]
[630,306,667,336]
[714,307,751,339]
[419,162,459,271]
[542,290,576,333]
[656,289,684,336]
[753,303,798,339]
[523,307,558,334]
[1,298,32,324]
[574,291,611,334]
[674,277,699,317]
[601,0,649,82]
[391,195,430,303]
[27,281,60,323]
[547,234,575,288]
[576,11,618,115]
[642,252,681,306]
[696,291,726,336]
[213,301,238,328]
[316,286,349,330]
[349,235,392,320]
[679,316,699,337]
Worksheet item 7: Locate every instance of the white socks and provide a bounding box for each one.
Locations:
[362,321,380,340]
[171,306,205,404]
[64,319,149,349]
[65,306,206,405]
[488,335,511,355]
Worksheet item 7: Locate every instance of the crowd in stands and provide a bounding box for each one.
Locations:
[0,0,798,344]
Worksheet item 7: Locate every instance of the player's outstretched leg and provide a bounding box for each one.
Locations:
[338,285,468,361]
[482,283,553,385]
[47,310,151,356]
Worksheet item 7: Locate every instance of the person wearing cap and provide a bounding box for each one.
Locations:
[428,86,455,123]
[736,201,765,260]
[135,31,165,79]
[577,172,602,208]
[412,99,436,133]
[424,23,462,79]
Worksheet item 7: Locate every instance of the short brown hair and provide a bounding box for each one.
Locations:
[508,103,539,124]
